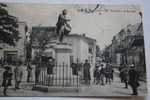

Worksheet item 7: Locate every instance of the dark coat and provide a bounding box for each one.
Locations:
[47,61,54,75]
[121,69,129,82]
[94,68,99,78]
[56,14,67,34]
[71,63,78,75]
[83,63,91,80]
[47,67,53,74]
[100,68,105,75]
[2,71,13,87]
[128,68,140,88]
[105,67,111,78]
[56,14,71,36]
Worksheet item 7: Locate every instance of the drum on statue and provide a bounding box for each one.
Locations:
[64,23,71,35]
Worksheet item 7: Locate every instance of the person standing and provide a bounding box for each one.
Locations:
[35,62,41,83]
[121,66,129,89]
[27,63,32,82]
[105,63,111,84]
[93,65,100,84]
[128,64,140,95]
[14,62,23,89]
[119,64,124,82]
[83,59,91,85]
[34,54,41,83]
[2,66,13,96]
[71,62,78,75]
[47,58,55,75]
[110,64,114,82]
[99,64,105,85]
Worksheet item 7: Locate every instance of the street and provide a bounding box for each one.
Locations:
[0,68,147,96]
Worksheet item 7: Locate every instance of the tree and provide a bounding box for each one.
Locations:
[31,26,56,57]
[0,3,20,46]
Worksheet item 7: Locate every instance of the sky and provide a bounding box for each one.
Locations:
[7,3,142,49]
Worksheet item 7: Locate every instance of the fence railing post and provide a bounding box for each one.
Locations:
[55,62,57,86]
[62,62,65,86]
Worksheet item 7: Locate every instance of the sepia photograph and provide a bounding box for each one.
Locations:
[0,3,147,96]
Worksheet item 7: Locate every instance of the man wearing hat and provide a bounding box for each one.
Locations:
[128,64,140,95]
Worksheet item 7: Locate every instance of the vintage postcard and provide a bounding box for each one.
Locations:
[0,3,147,96]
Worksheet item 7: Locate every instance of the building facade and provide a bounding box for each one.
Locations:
[0,21,28,64]
[103,22,146,74]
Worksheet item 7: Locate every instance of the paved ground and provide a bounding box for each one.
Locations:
[0,66,147,97]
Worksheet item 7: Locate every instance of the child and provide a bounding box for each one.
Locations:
[2,66,13,96]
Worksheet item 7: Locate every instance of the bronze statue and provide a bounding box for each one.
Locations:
[56,9,71,42]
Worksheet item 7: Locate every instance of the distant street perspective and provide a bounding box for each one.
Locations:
[0,3,147,96]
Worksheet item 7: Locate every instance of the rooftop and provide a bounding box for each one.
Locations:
[31,26,96,43]
[124,23,142,34]
[68,33,96,42]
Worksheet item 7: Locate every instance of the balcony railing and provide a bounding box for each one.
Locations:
[114,35,144,53]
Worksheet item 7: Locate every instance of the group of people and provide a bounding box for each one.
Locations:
[71,60,114,86]
[71,59,91,85]
[93,62,140,95]
[1,58,141,96]
[1,61,31,96]
[119,64,140,95]
[93,63,114,85]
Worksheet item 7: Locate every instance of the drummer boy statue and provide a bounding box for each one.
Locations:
[56,9,71,42]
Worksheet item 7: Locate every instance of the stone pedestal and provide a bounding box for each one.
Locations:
[34,42,79,86]
[48,42,78,86]
[55,42,72,65]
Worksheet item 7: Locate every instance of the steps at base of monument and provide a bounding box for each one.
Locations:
[32,85,80,93]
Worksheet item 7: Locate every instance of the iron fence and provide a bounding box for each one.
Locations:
[34,63,80,87]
